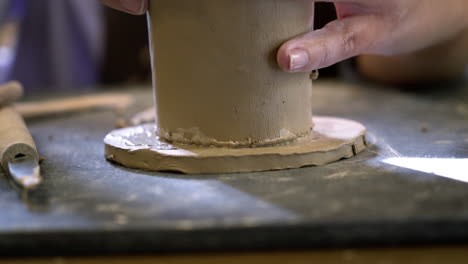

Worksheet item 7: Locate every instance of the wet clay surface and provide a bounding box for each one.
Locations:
[149,0,314,146]
[104,117,366,173]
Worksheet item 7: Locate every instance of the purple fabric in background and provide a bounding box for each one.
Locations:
[9,0,104,93]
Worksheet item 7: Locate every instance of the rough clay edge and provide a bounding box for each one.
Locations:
[104,117,367,174]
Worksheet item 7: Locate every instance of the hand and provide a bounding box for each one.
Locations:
[101,0,148,15]
[101,0,467,78]
[277,0,468,73]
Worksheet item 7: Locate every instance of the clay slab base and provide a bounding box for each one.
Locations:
[104,116,367,174]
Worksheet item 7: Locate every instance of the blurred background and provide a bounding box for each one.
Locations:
[0,1,339,94]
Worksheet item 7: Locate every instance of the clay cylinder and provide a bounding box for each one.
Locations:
[148,0,314,147]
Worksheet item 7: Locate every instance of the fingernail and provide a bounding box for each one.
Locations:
[289,49,309,71]
[120,0,146,14]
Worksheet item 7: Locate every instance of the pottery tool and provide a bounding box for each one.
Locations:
[14,93,134,119]
[0,81,23,106]
[0,106,41,190]
[0,79,134,188]
[0,81,134,120]
[0,82,41,190]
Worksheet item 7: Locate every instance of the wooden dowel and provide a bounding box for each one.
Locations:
[0,81,23,107]
[14,93,134,119]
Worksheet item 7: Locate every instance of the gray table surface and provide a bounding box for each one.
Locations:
[1,80,467,256]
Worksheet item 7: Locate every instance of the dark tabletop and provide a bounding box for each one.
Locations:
[1,80,467,256]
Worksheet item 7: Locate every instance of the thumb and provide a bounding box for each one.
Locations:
[277,16,382,72]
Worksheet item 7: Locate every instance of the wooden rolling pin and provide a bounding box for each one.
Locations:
[0,81,23,106]
[0,81,135,119]
[0,81,134,189]
[0,82,37,168]
[0,82,41,189]
[14,93,134,119]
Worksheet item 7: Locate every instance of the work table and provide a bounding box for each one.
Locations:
[0,79,467,256]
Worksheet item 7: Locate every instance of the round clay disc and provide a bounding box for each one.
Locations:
[104,116,367,174]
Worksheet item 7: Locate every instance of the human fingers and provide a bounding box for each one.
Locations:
[277,15,383,72]
[278,0,468,73]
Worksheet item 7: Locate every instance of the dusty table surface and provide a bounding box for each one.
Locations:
[2,246,468,264]
[0,80,467,256]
